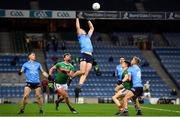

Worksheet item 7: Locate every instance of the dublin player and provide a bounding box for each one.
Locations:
[18,52,49,114]
[49,53,77,113]
[72,18,94,94]
[115,57,125,93]
[120,56,143,116]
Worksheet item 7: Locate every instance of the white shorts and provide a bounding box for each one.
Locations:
[54,83,68,91]
[120,88,129,96]
[144,92,151,97]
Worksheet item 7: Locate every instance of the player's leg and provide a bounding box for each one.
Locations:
[132,87,143,115]
[75,62,92,95]
[57,88,77,113]
[112,90,123,113]
[73,61,87,78]
[133,98,142,115]
[147,92,151,98]
[18,86,31,114]
[74,61,87,93]
[79,62,92,85]
[120,90,134,116]
[115,84,123,93]
[55,94,64,110]
[35,87,43,113]
[54,86,64,110]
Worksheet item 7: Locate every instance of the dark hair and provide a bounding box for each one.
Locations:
[63,53,71,58]
[124,60,131,67]
[27,52,35,58]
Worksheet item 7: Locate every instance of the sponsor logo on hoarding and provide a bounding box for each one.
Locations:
[10,11,24,16]
[30,10,52,18]
[5,10,29,18]
[52,11,75,19]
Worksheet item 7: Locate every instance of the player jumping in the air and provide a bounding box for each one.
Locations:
[120,56,143,116]
[18,52,49,114]
[72,18,94,94]
[49,53,77,113]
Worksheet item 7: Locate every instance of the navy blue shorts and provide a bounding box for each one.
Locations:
[130,87,143,97]
[80,53,93,64]
[26,82,41,89]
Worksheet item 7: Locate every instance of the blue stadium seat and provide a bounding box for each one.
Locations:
[154,47,180,88]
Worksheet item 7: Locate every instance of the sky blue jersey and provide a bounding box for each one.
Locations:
[78,34,93,53]
[116,64,123,81]
[21,61,43,83]
[128,65,143,87]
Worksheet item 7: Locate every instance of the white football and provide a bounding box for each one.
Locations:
[92,2,100,10]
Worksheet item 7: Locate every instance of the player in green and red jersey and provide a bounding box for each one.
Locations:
[112,60,132,115]
[49,53,77,113]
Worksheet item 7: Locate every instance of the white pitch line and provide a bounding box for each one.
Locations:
[140,106,180,114]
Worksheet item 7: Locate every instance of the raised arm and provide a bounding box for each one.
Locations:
[76,18,81,35]
[88,20,94,37]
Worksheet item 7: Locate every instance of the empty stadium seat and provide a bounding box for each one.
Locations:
[154,47,180,88]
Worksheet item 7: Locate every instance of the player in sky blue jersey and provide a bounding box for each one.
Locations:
[116,57,125,81]
[72,18,94,94]
[18,52,49,114]
[120,56,143,116]
[115,57,125,93]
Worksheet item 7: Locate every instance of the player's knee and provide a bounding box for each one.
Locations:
[23,94,29,99]
[63,94,68,98]
[112,95,116,100]
[36,94,42,99]
[123,97,128,101]
[115,89,118,93]
[64,97,69,102]
[80,70,86,75]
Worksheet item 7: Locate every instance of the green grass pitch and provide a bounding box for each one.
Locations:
[0,103,180,116]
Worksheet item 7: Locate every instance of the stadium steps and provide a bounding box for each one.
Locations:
[141,50,180,97]
[152,33,169,47]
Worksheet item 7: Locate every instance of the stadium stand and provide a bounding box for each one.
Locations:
[0,54,27,73]
[154,47,180,89]
[45,40,174,98]
[110,32,151,46]
[163,33,180,47]
[0,32,177,99]
[0,84,36,99]
[0,54,34,99]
